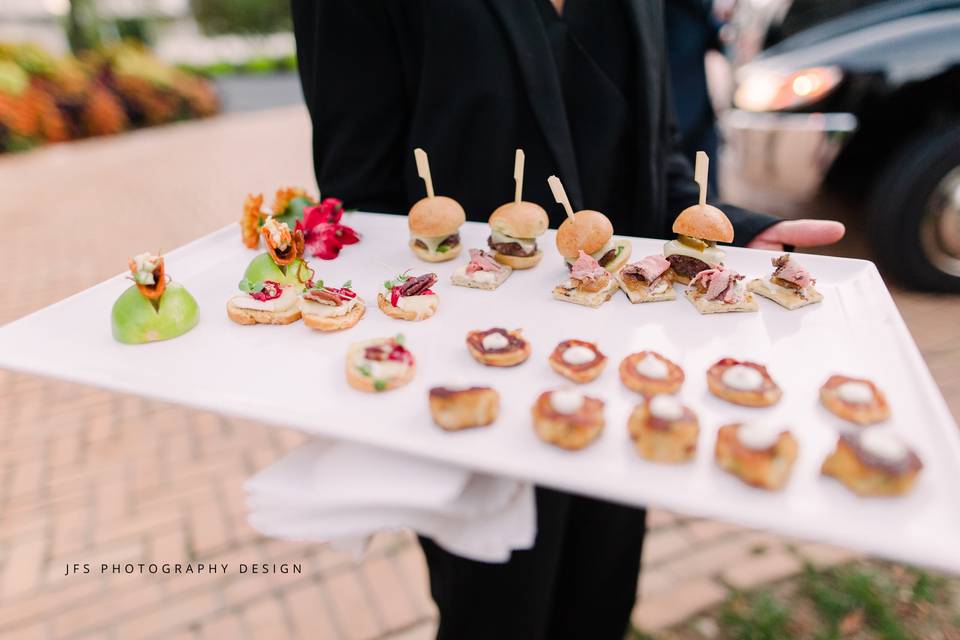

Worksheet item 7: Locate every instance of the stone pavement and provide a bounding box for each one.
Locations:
[0,106,956,639]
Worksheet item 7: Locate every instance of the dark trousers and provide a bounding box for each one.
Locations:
[419,486,647,640]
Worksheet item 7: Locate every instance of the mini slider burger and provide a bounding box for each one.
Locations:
[549,340,606,383]
[451,249,512,291]
[428,385,500,431]
[715,422,798,490]
[409,148,465,262]
[466,328,531,367]
[300,279,364,331]
[112,252,199,344]
[532,388,605,450]
[663,152,732,284]
[628,395,699,463]
[619,351,685,396]
[821,429,922,497]
[616,255,676,303]
[379,271,439,321]
[685,266,758,314]
[707,358,782,407]
[549,175,632,272]
[487,150,549,269]
[346,335,415,392]
[552,251,619,308]
[819,375,890,426]
[748,253,823,310]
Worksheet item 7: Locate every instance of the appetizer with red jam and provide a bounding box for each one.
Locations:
[748,253,823,310]
[821,430,922,497]
[616,255,676,303]
[346,335,415,392]
[428,386,500,431]
[548,340,606,383]
[715,422,798,490]
[628,395,699,463]
[619,351,685,396]
[378,271,439,321]
[112,252,198,344]
[707,358,782,407]
[465,328,531,367]
[451,249,512,290]
[239,217,314,299]
[227,277,301,325]
[819,375,890,425]
[685,266,758,314]
[532,388,605,450]
[552,251,619,308]
[300,279,365,331]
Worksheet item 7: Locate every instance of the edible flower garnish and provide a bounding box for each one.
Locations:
[239,278,283,301]
[296,198,361,260]
[241,193,267,249]
[261,218,305,266]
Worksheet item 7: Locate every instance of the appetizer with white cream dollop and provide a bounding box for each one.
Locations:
[619,351,685,396]
[822,429,923,496]
[819,374,891,425]
[532,388,606,450]
[628,394,699,463]
[549,340,607,383]
[715,422,798,490]
[466,328,531,367]
[707,358,782,407]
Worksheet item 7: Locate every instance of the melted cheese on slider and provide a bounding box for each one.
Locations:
[721,365,764,391]
[412,235,453,253]
[662,239,725,265]
[490,230,537,253]
[230,286,298,312]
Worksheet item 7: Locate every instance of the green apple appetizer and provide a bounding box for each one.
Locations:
[111,252,199,344]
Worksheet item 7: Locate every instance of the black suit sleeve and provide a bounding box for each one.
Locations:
[291,0,409,213]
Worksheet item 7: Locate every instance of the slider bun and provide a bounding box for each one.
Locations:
[411,240,461,262]
[408,196,466,237]
[555,210,613,259]
[489,201,549,238]
[672,204,734,243]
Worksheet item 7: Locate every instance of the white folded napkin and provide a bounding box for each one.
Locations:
[245,439,536,563]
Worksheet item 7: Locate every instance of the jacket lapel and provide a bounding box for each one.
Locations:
[485,0,584,209]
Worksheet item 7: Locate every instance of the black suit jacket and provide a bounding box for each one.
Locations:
[291,0,777,245]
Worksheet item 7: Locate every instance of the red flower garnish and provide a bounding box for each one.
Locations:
[296,198,361,260]
[250,281,283,301]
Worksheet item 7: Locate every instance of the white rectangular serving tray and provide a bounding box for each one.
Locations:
[1,213,958,573]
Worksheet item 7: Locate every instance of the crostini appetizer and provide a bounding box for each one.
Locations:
[227,278,301,325]
[428,386,500,431]
[685,266,758,314]
[548,340,607,383]
[819,375,890,426]
[465,328,531,367]
[628,395,699,463]
[532,389,605,450]
[112,252,199,344]
[345,335,415,392]
[748,253,823,310]
[552,251,619,308]
[715,422,798,490]
[451,249,512,290]
[378,271,439,321]
[616,255,677,303]
[300,279,365,331]
[707,358,782,407]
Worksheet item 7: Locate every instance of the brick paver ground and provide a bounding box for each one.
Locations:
[0,106,956,639]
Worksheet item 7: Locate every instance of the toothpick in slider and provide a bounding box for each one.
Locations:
[414,148,435,198]
[548,175,575,220]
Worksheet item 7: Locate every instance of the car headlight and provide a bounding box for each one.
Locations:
[734,66,843,112]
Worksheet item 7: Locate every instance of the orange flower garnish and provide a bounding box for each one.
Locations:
[128,253,166,301]
[261,218,304,266]
[241,193,266,248]
[271,187,315,216]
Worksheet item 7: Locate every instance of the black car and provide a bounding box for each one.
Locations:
[723,0,960,291]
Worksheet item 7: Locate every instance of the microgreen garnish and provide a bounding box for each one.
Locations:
[358,364,372,377]
[341,280,352,289]
[373,379,388,392]
[383,270,411,290]
[394,334,405,346]
[238,278,265,293]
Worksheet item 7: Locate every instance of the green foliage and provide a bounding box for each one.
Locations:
[115,18,153,46]
[801,564,909,640]
[910,568,947,604]
[189,0,291,36]
[720,591,792,640]
[67,0,102,54]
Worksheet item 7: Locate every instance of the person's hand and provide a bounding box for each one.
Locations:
[747,220,846,251]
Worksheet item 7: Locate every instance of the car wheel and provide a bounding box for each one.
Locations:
[868,122,960,291]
